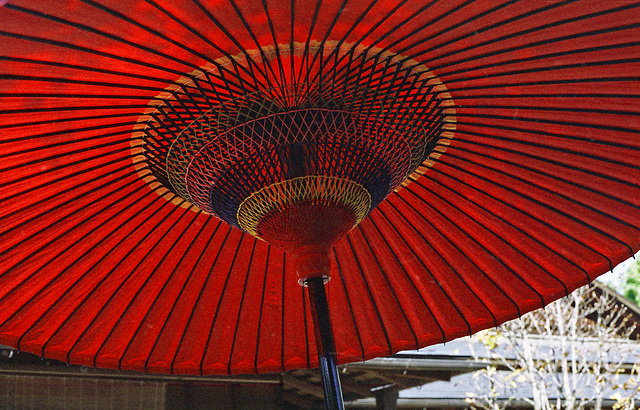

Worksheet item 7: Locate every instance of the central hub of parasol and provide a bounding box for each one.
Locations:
[137,43,455,282]
[184,107,417,282]
[238,175,370,283]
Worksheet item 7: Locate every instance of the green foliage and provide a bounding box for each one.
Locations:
[623,258,640,306]
[477,330,501,350]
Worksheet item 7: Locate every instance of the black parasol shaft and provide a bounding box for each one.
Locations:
[306,277,345,410]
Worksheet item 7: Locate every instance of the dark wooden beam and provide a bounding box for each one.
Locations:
[373,385,399,410]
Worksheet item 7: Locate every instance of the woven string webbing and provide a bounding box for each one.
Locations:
[238,176,371,238]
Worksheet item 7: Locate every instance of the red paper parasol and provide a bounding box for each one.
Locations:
[1,1,639,407]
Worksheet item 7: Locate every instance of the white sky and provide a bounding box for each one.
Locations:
[598,251,640,293]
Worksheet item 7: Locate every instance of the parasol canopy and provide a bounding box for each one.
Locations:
[0,0,639,379]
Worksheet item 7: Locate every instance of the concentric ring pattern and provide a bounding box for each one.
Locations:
[0,0,639,376]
